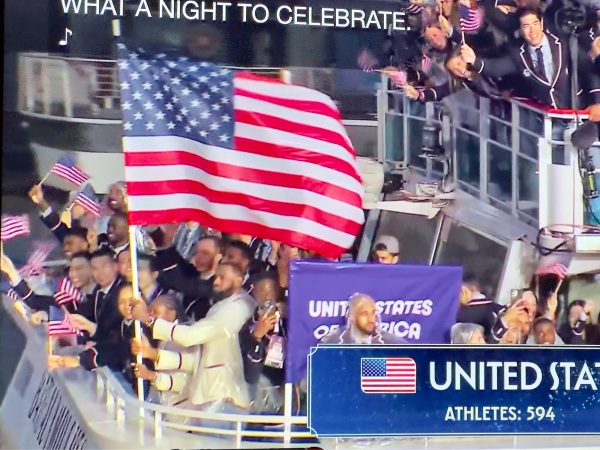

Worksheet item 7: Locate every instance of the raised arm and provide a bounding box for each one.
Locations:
[461,44,519,79]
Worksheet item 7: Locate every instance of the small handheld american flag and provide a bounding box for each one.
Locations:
[6,288,20,301]
[1,280,21,301]
[19,240,56,278]
[50,155,90,187]
[358,48,379,73]
[535,262,569,280]
[421,54,432,73]
[360,357,417,394]
[403,3,424,14]
[1,215,30,241]
[383,69,408,87]
[73,184,101,217]
[54,277,84,306]
[459,3,484,33]
[48,305,79,336]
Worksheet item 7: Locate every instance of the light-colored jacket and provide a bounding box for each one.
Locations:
[151,321,196,405]
[152,291,256,408]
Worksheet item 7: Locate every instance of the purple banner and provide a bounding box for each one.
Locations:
[286,261,462,383]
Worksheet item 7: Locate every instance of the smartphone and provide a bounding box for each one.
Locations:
[510,289,525,302]
[265,304,278,317]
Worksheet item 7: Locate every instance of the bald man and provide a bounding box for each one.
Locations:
[321,293,406,344]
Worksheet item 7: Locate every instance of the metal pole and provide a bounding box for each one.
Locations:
[283,382,293,444]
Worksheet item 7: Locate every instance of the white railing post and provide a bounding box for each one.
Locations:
[25,57,35,112]
[154,412,162,439]
[235,421,242,448]
[479,98,490,201]
[377,88,387,163]
[62,61,73,117]
[283,382,293,445]
[511,101,520,216]
[42,59,51,115]
[113,393,120,420]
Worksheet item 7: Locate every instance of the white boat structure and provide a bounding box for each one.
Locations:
[2,51,599,449]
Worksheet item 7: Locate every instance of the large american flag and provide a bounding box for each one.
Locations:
[50,155,90,187]
[360,357,417,394]
[459,4,484,33]
[54,277,84,306]
[1,215,30,241]
[117,44,364,259]
[48,305,79,336]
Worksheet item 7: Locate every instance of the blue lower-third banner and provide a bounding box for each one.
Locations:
[306,345,600,437]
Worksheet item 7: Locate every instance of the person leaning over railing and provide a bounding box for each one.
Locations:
[404,46,505,103]
[460,6,600,112]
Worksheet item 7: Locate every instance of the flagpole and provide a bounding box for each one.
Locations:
[129,225,146,412]
[38,172,52,186]
[112,16,146,412]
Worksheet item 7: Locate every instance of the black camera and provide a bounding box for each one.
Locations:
[554,0,587,34]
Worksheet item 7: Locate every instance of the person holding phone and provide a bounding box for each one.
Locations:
[558,300,594,345]
[239,271,286,411]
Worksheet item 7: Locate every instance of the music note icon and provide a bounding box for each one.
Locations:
[59,28,72,46]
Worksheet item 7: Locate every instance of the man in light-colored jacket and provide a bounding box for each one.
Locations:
[131,262,256,411]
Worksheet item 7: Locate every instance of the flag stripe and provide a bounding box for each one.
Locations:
[126,193,359,243]
[125,178,360,231]
[234,86,342,123]
[233,89,351,148]
[234,135,361,184]
[124,150,363,218]
[234,104,355,159]
[124,135,362,197]
[128,206,355,258]
[234,74,340,116]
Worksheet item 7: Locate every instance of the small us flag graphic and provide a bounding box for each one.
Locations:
[360,357,417,394]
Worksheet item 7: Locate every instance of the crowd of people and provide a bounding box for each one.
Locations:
[1,1,600,430]
[1,180,598,433]
[363,0,600,118]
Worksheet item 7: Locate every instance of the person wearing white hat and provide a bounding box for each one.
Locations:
[371,235,400,264]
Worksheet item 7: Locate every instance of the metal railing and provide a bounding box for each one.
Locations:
[17,53,379,122]
[379,77,600,229]
[94,367,313,447]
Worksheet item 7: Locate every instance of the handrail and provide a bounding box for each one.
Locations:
[378,71,600,230]
[93,367,314,445]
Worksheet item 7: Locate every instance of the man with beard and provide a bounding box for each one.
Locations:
[321,293,406,344]
[130,262,256,415]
